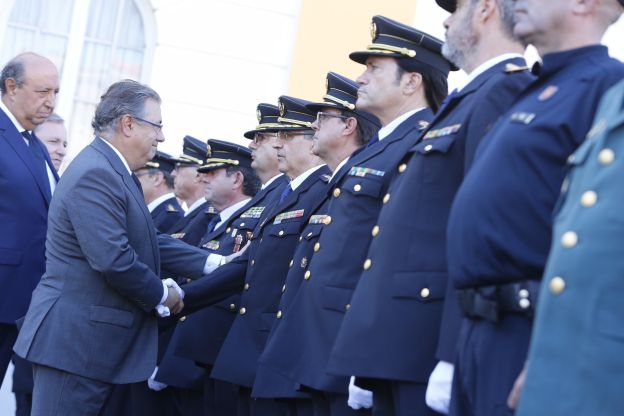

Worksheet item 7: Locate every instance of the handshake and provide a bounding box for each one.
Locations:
[156,278,185,317]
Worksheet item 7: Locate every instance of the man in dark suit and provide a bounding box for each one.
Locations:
[0,52,59,387]
[135,150,185,232]
[13,79,212,416]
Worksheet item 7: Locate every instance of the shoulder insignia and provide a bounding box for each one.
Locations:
[349,166,385,178]
[206,206,217,214]
[423,124,461,140]
[505,63,529,73]
[510,112,536,124]
[538,85,559,101]
[240,206,265,219]
[418,120,430,131]
[274,209,305,224]
[300,256,308,269]
[309,215,328,225]
[202,240,220,250]
[166,204,179,213]
[171,232,185,239]
[321,174,331,183]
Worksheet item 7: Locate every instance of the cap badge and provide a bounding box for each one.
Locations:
[256,108,262,122]
[370,22,377,40]
[279,101,286,117]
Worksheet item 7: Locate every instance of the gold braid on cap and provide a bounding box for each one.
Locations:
[367,43,416,58]
[178,154,204,165]
[323,94,356,110]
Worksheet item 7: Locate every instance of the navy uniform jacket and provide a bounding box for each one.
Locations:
[183,165,330,388]
[253,197,331,399]
[0,108,58,325]
[447,46,624,291]
[151,195,184,233]
[256,109,434,395]
[327,59,533,383]
[164,175,287,378]
[168,200,217,239]
[518,80,624,416]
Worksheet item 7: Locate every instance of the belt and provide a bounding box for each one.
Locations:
[456,280,540,322]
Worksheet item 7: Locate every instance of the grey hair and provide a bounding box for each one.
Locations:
[496,0,517,39]
[34,113,64,133]
[0,57,26,95]
[92,79,160,135]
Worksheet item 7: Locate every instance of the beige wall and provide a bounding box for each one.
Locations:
[287,0,418,100]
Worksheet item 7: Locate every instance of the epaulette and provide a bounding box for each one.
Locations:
[505,63,529,73]
[321,174,331,183]
[166,204,179,213]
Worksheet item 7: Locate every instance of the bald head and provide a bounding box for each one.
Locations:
[1,52,59,130]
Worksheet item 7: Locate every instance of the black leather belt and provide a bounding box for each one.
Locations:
[456,280,540,322]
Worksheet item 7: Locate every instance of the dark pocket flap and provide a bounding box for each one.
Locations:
[302,224,323,240]
[412,136,456,155]
[0,248,23,266]
[321,286,353,313]
[341,175,384,198]
[391,271,447,302]
[214,294,239,312]
[268,220,304,238]
[231,217,260,231]
[90,305,134,328]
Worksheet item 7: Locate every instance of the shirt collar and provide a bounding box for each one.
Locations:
[378,108,425,141]
[261,173,284,190]
[185,197,206,216]
[216,198,251,227]
[0,99,27,133]
[330,156,350,181]
[539,45,607,78]
[289,164,326,191]
[100,137,132,174]
[147,192,176,213]
[456,53,525,92]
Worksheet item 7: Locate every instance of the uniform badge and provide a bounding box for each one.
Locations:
[274,209,305,224]
[309,214,328,225]
[423,124,461,140]
[256,108,262,122]
[171,232,185,239]
[349,166,385,177]
[206,144,212,158]
[233,234,243,253]
[510,112,536,124]
[504,63,529,73]
[418,120,430,131]
[166,204,178,213]
[279,100,286,117]
[370,22,377,40]
[240,206,265,219]
[300,256,308,269]
[202,240,220,250]
[206,206,217,214]
[231,228,238,238]
[325,76,329,92]
[538,85,558,101]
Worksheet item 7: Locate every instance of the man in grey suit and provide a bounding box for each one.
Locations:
[13,79,211,416]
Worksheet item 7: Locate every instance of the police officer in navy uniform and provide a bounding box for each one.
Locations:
[169,135,218,239]
[253,72,380,416]
[134,150,185,233]
[253,16,449,416]
[182,96,330,416]
[444,0,624,414]
[515,81,624,416]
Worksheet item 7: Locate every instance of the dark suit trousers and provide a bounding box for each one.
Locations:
[31,364,113,416]
[311,391,371,416]
[0,323,17,386]
[237,386,290,416]
[369,380,440,416]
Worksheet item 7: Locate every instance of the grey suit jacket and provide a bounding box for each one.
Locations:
[14,137,207,384]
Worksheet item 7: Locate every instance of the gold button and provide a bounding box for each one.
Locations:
[424,144,433,152]
[299,236,303,241]
[282,284,286,293]
[324,216,332,225]
[519,298,531,309]
[549,276,566,294]
[383,193,390,204]
[304,270,311,280]
[345,304,351,311]
[363,259,372,270]
[276,310,282,318]
[333,188,341,198]
[179,316,187,322]
[354,184,362,192]
[251,259,255,266]
[561,231,578,248]
[398,163,407,173]
[420,288,430,298]
[314,242,321,252]
[240,222,245,227]
[518,289,529,299]
[278,230,284,236]
[229,303,236,311]
[598,148,615,165]
[371,225,379,237]
[226,227,231,233]
[580,190,597,207]
[239,307,247,315]
[244,283,250,290]
[289,259,294,268]
[186,278,192,283]
[307,232,313,237]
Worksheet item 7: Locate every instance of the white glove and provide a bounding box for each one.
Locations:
[347,376,373,410]
[155,279,185,317]
[147,367,167,391]
[425,361,454,414]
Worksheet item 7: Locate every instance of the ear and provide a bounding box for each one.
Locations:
[571,0,597,15]
[120,114,133,136]
[153,171,165,186]
[231,170,244,190]
[403,72,423,95]
[478,0,497,23]
[4,78,18,96]
[342,117,358,137]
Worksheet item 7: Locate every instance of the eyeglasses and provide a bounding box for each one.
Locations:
[253,132,278,145]
[315,111,350,127]
[277,131,315,140]
[134,116,163,132]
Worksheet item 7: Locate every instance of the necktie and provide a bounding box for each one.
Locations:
[365,133,379,149]
[131,173,144,195]
[22,131,41,159]
[279,184,293,204]
[205,214,222,235]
